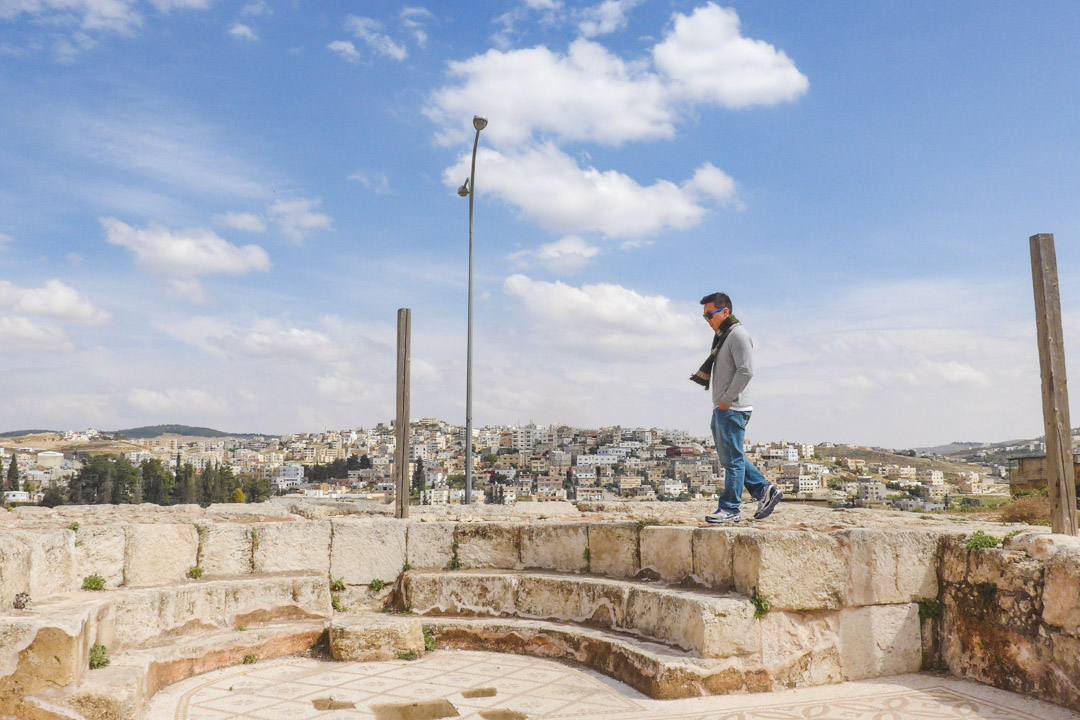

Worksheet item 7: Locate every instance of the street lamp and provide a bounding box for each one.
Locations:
[459,115,487,505]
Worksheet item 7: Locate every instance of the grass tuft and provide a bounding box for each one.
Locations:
[82,574,105,591]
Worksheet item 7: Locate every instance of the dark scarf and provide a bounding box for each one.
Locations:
[690,315,739,389]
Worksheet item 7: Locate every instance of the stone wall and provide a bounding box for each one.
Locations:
[935,530,1080,712]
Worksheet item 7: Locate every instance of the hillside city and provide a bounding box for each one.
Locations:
[0,420,1039,512]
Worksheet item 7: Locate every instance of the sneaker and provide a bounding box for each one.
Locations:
[754,484,783,520]
[705,509,742,524]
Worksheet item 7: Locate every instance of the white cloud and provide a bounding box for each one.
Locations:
[0,279,111,324]
[267,198,332,241]
[348,170,391,195]
[428,39,670,149]
[102,218,270,302]
[344,15,407,61]
[213,211,266,232]
[684,163,738,203]
[0,315,73,351]
[327,40,360,63]
[503,274,698,357]
[578,0,641,38]
[226,327,339,361]
[509,236,599,274]
[400,6,432,47]
[0,233,12,246]
[444,144,731,238]
[127,387,226,414]
[67,252,84,264]
[653,4,808,108]
[0,0,141,33]
[148,0,212,10]
[428,7,805,150]
[228,23,257,41]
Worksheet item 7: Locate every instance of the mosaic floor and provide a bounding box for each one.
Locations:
[147,651,1080,720]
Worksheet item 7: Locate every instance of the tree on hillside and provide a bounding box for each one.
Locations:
[231,487,246,503]
[6,454,18,492]
[141,459,175,505]
[346,454,360,472]
[359,454,372,470]
[412,458,425,496]
[241,474,272,504]
[110,455,140,504]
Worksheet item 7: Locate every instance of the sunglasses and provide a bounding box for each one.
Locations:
[703,308,727,320]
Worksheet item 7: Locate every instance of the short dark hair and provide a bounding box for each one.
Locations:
[700,292,732,312]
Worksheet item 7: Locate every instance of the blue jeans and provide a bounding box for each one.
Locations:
[712,408,769,512]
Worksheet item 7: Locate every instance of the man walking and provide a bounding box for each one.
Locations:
[693,292,782,523]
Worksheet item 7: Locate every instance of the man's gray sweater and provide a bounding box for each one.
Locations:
[710,324,754,409]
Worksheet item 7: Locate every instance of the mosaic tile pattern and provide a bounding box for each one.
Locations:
[150,651,1080,720]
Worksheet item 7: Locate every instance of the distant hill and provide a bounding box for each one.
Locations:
[0,429,58,438]
[911,441,986,456]
[112,425,236,439]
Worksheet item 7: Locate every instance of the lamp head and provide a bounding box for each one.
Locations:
[473,115,488,131]
[457,178,470,197]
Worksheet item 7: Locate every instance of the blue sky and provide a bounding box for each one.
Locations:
[2,0,1079,447]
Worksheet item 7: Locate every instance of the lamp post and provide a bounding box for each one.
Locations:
[457,115,487,506]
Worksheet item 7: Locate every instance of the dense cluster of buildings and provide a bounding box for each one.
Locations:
[0,421,1013,511]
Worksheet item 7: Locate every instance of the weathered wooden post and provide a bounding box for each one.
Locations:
[1030,234,1078,535]
[393,308,411,519]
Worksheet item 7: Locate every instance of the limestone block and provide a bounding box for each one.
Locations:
[59,661,147,720]
[330,518,406,585]
[967,548,1044,596]
[0,532,31,609]
[27,529,77,599]
[124,524,198,587]
[113,584,227,649]
[455,523,521,569]
[836,529,939,606]
[588,523,639,578]
[330,615,424,661]
[406,572,516,616]
[520,523,588,572]
[75,525,127,588]
[515,575,627,628]
[0,604,98,698]
[734,531,845,611]
[626,587,758,657]
[204,502,290,520]
[1043,546,1080,633]
[406,522,455,570]
[760,610,842,688]
[839,604,921,680]
[938,535,971,585]
[198,523,253,577]
[251,521,331,575]
[1005,529,1057,560]
[222,575,331,626]
[693,528,752,591]
[640,527,693,582]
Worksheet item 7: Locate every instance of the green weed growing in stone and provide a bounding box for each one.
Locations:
[1005,529,1023,539]
[583,547,591,571]
[423,628,436,653]
[751,591,771,619]
[331,594,346,612]
[918,599,942,622]
[187,566,204,580]
[243,654,258,664]
[966,530,1001,550]
[82,574,105,591]
[368,578,386,592]
[89,643,109,669]
[235,626,247,632]
[329,577,345,592]
[67,522,79,532]
[447,540,462,570]
[397,650,420,661]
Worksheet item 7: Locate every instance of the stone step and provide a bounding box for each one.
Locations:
[28,620,327,720]
[0,572,330,718]
[403,570,757,658]
[422,616,771,700]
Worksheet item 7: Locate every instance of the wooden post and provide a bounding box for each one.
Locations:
[393,309,411,519]
[1030,234,1078,535]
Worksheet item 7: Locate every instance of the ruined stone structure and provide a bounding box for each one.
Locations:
[0,500,1078,718]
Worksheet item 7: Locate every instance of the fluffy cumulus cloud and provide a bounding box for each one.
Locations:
[327,40,361,63]
[101,217,270,302]
[509,236,599,274]
[427,3,805,250]
[653,4,809,108]
[444,144,733,238]
[267,198,332,241]
[578,0,641,38]
[0,279,111,324]
[503,274,698,356]
[0,315,73,351]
